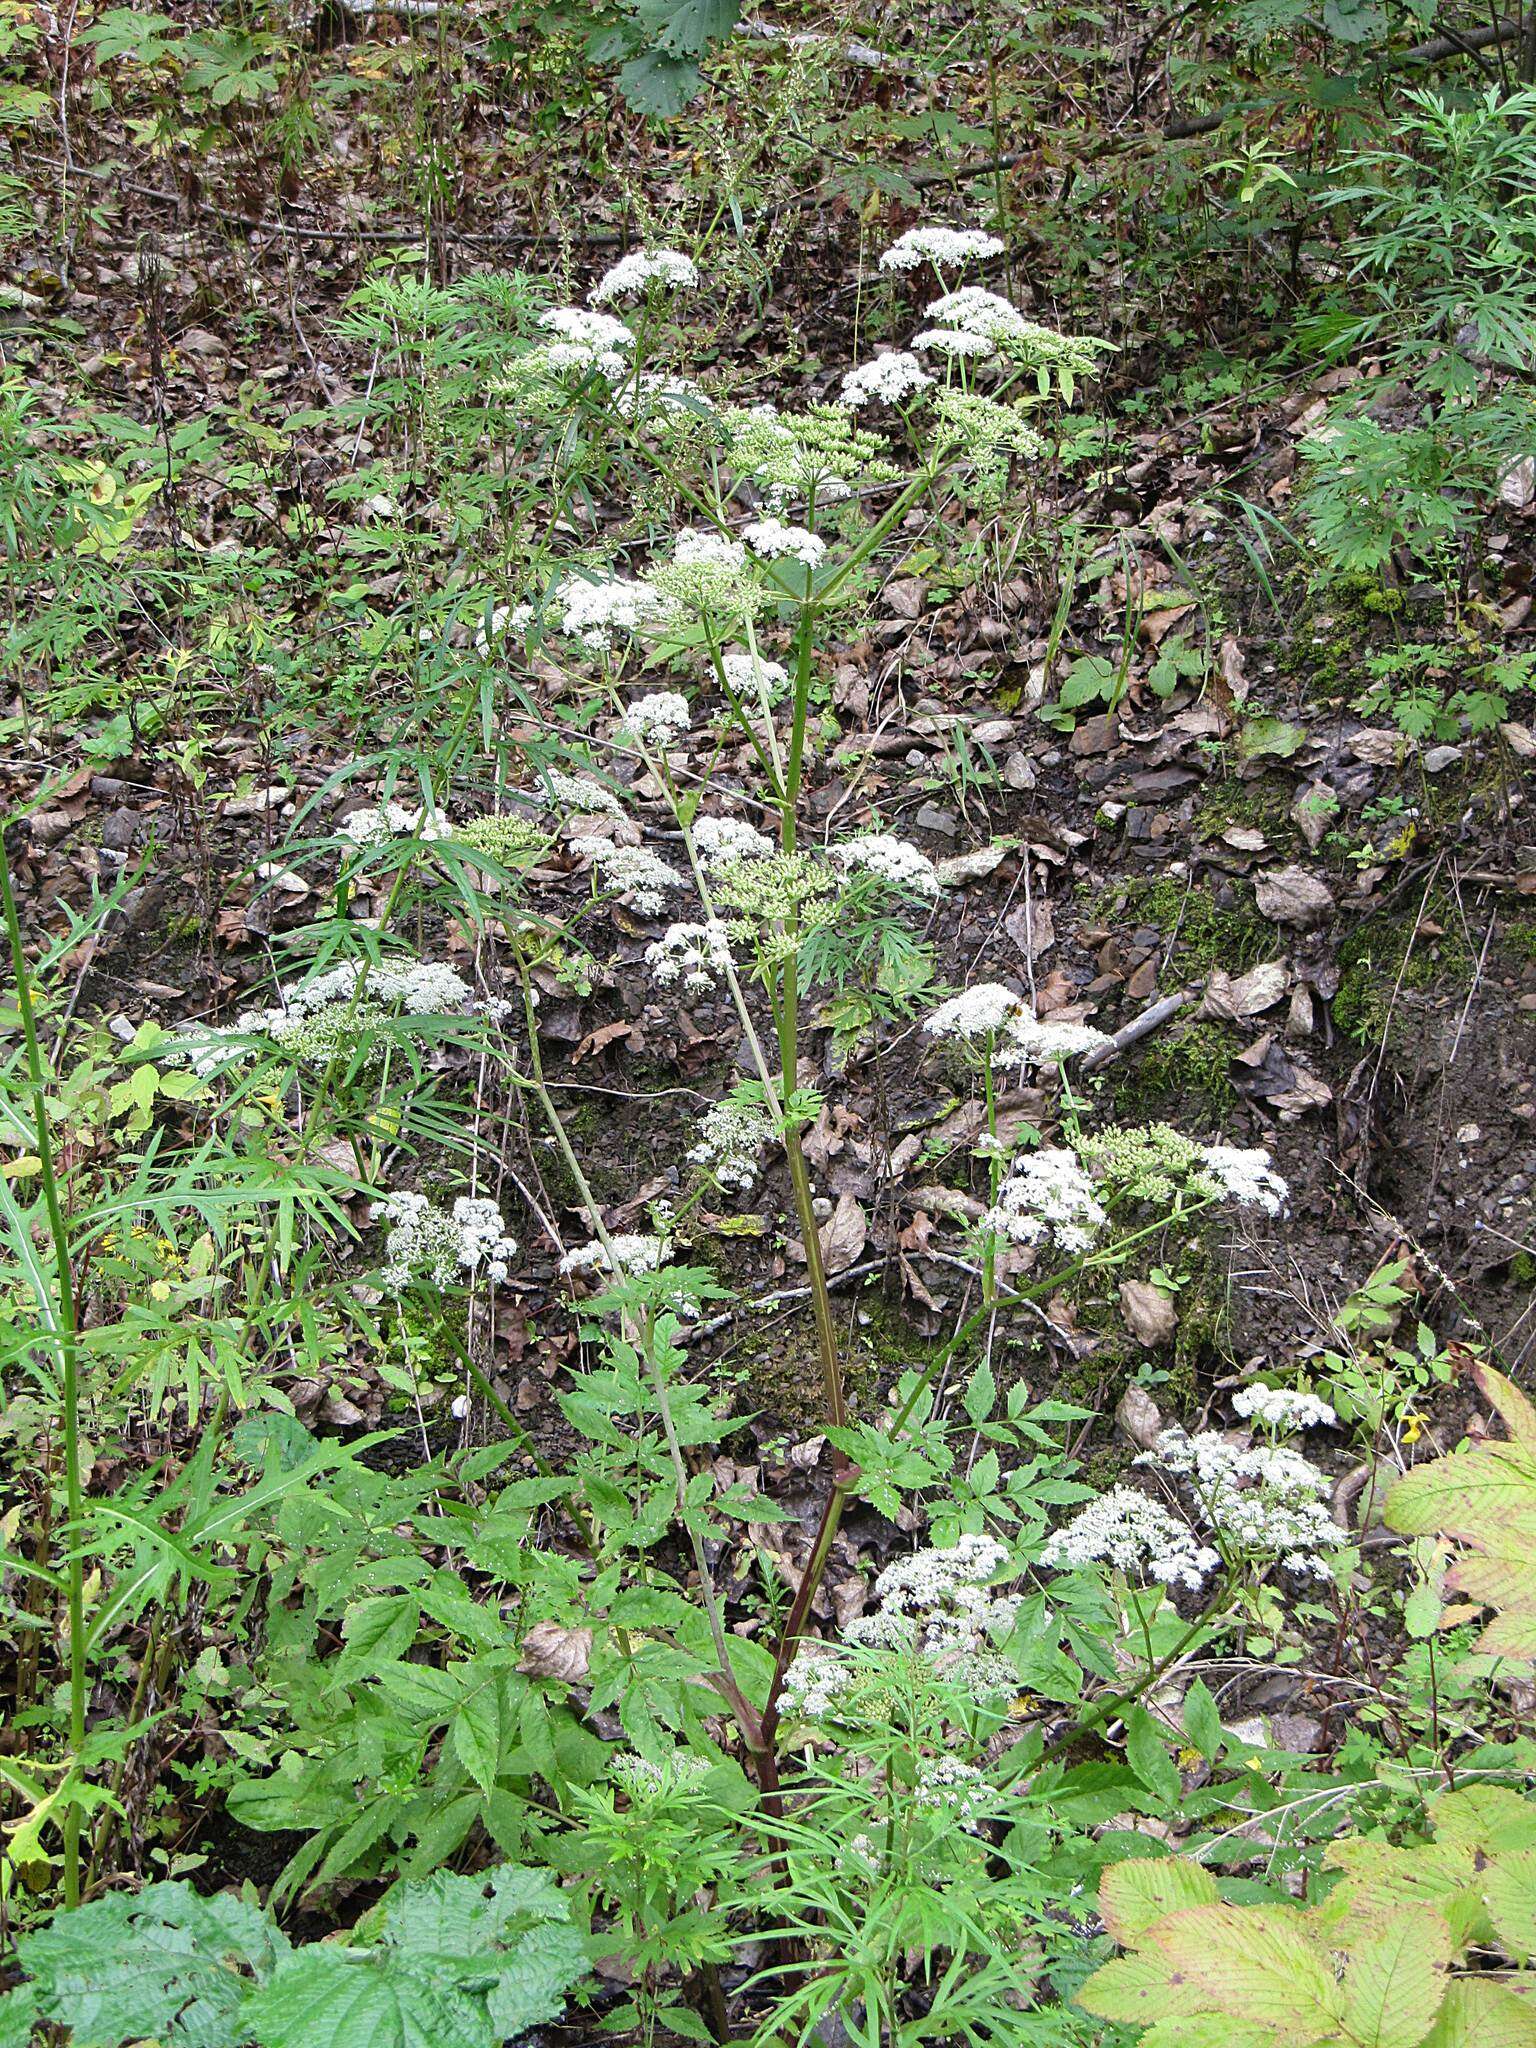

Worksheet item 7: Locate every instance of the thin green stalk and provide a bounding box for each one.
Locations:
[1,828,85,1909]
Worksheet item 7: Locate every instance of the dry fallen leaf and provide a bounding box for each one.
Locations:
[517,1619,593,1684]
[1119,1279,1177,1349]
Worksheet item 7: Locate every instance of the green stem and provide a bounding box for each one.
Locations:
[1,829,85,1910]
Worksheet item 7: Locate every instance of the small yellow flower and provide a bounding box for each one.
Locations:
[1403,1412,1426,1445]
[1177,1746,1202,1770]
[150,1279,172,1302]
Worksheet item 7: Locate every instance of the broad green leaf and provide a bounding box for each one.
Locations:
[1182,1679,1225,1761]
[247,1953,489,2048]
[1145,1905,1341,2041]
[1483,1850,1536,1960]
[1419,1979,1536,2048]
[1340,1905,1453,2048]
[1098,1854,1220,1943]
[1125,1707,1181,1807]
[1076,1949,1211,2026]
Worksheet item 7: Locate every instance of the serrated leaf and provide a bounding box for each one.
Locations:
[450,1680,504,1795]
[1341,1905,1453,2048]
[1098,1855,1220,1943]
[19,1883,288,2046]
[616,48,703,113]
[1145,1905,1341,2040]
[1076,1949,1211,2025]
[1483,1849,1536,1960]
[1420,1979,1536,2048]
[1182,1679,1224,1760]
[247,1952,489,2048]
[633,0,736,55]
[963,1359,997,1425]
[1125,1707,1181,1807]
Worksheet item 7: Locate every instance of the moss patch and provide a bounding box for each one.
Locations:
[1333,892,1473,1045]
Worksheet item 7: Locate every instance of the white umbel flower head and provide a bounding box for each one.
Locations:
[340,801,428,846]
[694,814,776,868]
[550,572,671,650]
[1004,1010,1112,1071]
[1041,1486,1220,1590]
[687,1097,776,1191]
[984,1148,1107,1254]
[831,833,942,899]
[537,305,635,379]
[924,286,1031,342]
[1199,1144,1289,1215]
[1141,1426,1346,1578]
[617,691,692,748]
[570,837,685,915]
[839,351,935,409]
[721,649,790,702]
[380,1190,518,1289]
[559,1232,668,1277]
[590,248,699,305]
[923,982,1025,1042]
[743,518,826,568]
[879,226,1005,273]
[913,327,998,361]
[1232,1385,1337,1432]
[541,769,624,818]
[645,920,734,992]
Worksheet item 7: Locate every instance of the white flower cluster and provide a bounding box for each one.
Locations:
[1198,1144,1289,1216]
[721,649,789,702]
[617,690,692,748]
[1040,1486,1220,1590]
[541,769,624,818]
[693,814,776,867]
[590,247,699,305]
[923,982,1025,1042]
[782,1535,1020,1724]
[983,1148,1108,1255]
[742,518,826,568]
[548,572,671,650]
[379,1190,518,1289]
[1232,1385,1337,1433]
[195,957,486,1076]
[832,832,942,899]
[654,529,758,620]
[645,919,734,992]
[879,226,1005,273]
[687,1097,776,1191]
[614,371,715,423]
[913,327,998,360]
[839,351,934,409]
[912,1755,990,1828]
[1141,1427,1346,1580]
[571,837,686,914]
[610,1748,712,1797]
[1006,1013,1111,1070]
[925,286,1031,343]
[537,306,634,380]
[339,801,442,846]
[559,1233,668,1277]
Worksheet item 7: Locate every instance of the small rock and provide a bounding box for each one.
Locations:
[1255,865,1334,929]
[936,844,1010,886]
[29,810,72,844]
[101,807,138,852]
[1291,782,1335,850]
[1003,750,1037,791]
[913,802,960,836]
[971,718,1016,747]
[1423,744,1463,774]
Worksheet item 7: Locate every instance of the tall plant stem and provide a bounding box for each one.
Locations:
[1,829,85,1909]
